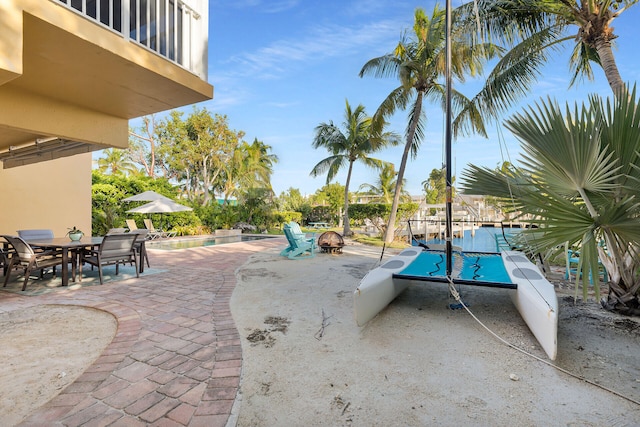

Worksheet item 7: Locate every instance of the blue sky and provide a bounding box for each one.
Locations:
[195,1,638,197]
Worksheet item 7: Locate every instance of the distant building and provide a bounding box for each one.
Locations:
[0,0,213,235]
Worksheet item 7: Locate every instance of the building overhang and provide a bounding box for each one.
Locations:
[0,2,213,167]
[0,137,103,169]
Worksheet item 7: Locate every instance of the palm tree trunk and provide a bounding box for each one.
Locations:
[384,92,424,244]
[343,161,354,236]
[595,37,626,96]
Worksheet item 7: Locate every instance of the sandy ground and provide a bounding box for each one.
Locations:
[231,243,640,426]
[1,243,639,426]
[0,305,116,426]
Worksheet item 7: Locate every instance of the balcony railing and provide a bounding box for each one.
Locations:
[52,0,207,78]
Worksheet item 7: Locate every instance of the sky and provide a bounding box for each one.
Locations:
[169,0,640,197]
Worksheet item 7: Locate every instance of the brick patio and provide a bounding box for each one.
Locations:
[1,237,285,427]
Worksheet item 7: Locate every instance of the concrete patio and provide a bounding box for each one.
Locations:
[0,237,285,427]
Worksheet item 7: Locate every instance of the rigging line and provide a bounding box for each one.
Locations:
[407,220,429,249]
[445,278,640,407]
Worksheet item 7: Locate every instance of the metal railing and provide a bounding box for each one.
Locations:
[52,0,206,76]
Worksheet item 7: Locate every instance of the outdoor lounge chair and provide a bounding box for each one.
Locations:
[144,219,176,239]
[125,219,139,232]
[281,224,315,260]
[80,233,139,285]
[287,221,315,242]
[279,222,314,257]
[2,235,65,291]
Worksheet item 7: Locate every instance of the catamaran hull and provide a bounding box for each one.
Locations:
[353,248,422,327]
[353,248,558,360]
[502,251,558,360]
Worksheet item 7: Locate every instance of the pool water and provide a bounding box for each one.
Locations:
[414,227,522,252]
[149,235,276,250]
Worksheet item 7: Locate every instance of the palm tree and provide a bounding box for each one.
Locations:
[310,100,400,236]
[96,148,138,176]
[461,89,640,315]
[360,6,501,243]
[358,163,409,204]
[456,0,636,116]
[219,138,278,204]
[422,167,448,205]
[241,138,279,190]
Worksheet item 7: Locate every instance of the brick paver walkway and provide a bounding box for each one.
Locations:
[1,237,285,427]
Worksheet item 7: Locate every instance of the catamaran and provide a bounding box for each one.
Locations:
[353,0,558,360]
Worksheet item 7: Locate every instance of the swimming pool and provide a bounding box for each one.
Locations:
[415,227,522,252]
[148,234,277,250]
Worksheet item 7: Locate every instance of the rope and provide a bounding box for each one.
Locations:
[445,277,640,407]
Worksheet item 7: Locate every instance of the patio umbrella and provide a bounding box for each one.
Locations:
[126,199,192,229]
[122,190,172,202]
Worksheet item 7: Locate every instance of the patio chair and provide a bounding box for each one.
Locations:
[17,229,58,252]
[286,221,315,244]
[1,238,15,277]
[80,233,139,285]
[17,229,54,240]
[144,219,176,239]
[125,219,139,232]
[280,222,315,257]
[1,235,65,291]
[565,243,608,284]
[106,228,127,235]
[281,224,315,260]
[129,229,150,272]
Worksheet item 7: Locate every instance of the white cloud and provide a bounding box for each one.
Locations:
[223,20,404,79]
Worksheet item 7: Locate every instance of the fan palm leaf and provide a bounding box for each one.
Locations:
[461,88,640,314]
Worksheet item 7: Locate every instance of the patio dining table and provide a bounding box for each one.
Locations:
[25,236,104,286]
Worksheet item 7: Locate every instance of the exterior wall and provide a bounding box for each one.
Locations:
[0,154,92,237]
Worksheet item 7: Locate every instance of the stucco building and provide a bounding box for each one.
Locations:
[0,0,213,236]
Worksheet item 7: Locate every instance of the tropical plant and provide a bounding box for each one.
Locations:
[359,163,409,204]
[220,138,278,204]
[156,108,242,205]
[360,6,501,243]
[96,148,139,176]
[308,183,348,225]
[456,0,636,119]
[422,167,451,205]
[461,89,640,316]
[310,100,400,236]
[237,187,276,231]
[278,188,312,219]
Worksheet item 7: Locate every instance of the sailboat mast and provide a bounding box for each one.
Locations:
[445,0,453,276]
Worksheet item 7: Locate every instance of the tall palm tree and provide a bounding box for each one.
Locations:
[311,100,400,236]
[360,6,501,243]
[456,0,636,116]
[461,89,640,315]
[96,148,138,176]
[358,163,409,204]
